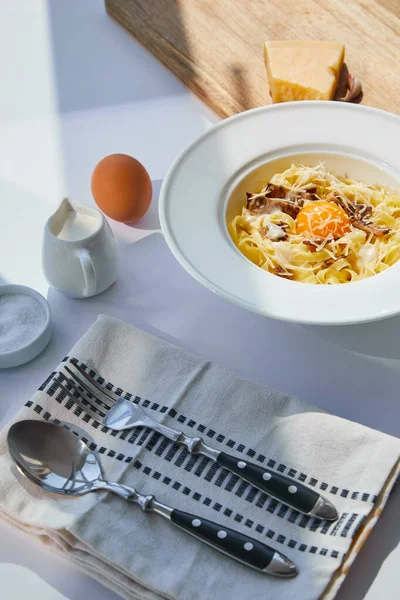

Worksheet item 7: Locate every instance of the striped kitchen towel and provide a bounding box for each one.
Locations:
[0,315,399,600]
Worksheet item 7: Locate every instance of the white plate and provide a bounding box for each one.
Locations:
[159,102,400,325]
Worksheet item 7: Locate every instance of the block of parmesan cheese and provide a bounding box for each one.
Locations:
[264,41,345,103]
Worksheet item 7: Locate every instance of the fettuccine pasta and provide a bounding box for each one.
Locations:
[230,163,400,284]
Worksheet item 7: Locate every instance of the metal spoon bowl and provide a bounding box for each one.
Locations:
[8,420,104,495]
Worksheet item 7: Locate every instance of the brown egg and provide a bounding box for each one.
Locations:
[91,154,152,223]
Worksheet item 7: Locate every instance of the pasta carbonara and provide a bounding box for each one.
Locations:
[229,163,400,284]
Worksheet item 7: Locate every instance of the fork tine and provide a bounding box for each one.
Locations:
[55,376,105,423]
[71,362,119,403]
[64,364,115,410]
[60,371,108,416]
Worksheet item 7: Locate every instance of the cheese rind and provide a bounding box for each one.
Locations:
[264,41,345,103]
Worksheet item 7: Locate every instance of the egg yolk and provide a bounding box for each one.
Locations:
[296,201,351,240]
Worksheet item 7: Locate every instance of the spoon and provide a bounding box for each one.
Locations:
[7,420,297,577]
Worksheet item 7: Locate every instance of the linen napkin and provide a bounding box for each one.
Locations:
[0,315,399,600]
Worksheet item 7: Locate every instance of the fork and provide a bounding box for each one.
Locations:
[58,362,338,521]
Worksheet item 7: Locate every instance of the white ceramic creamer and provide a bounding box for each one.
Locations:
[42,198,119,298]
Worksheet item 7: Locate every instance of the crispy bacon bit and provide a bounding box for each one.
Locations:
[327,192,390,237]
[258,224,288,241]
[276,221,290,231]
[356,205,373,219]
[274,266,293,279]
[264,183,318,201]
[263,184,287,199]
[324,258,336,267]
[303,238,330,250]
[351,219,390,237]
[302,187,318,201]
[326,192,371,219]
[303,239,319,249]
[246,194,303,218]
[246,184,317,218]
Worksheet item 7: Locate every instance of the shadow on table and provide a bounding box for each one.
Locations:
[46,0,188,114]
[304,315,400,362]
[335,484,400,600]
[128,179,162,232]
[103,179,162,246]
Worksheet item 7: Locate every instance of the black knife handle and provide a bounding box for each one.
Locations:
[217,452,318,514]
[170,508,296,576]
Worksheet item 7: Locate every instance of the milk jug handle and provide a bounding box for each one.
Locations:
[78,249,96,297]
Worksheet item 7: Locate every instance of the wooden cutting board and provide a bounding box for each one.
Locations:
[105,0,400,118]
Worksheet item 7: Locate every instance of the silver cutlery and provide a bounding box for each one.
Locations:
[7,420,297,577]
[60,362,338,521]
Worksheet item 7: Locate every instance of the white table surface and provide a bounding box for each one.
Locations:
[0,1,399,599]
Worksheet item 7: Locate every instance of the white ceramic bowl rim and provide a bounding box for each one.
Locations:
[159,102,400,326]
[0,284,51,366]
